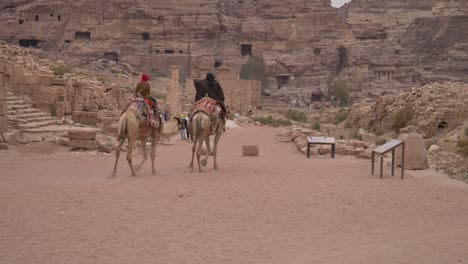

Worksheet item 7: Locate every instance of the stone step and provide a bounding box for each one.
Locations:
[6,96,21,101]
[7,100,29,105]
[14,116,55,124]
[8,104,32,111]
[17,120,59,130]
[7,112,51,120]
[7,108,39,115]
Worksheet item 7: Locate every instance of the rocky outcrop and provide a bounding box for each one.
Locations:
[396,133,429,170]
[345,82,468,138]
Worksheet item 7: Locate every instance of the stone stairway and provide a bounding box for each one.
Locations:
[6,89,60,130]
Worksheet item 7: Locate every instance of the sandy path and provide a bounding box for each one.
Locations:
[1,125,468,264]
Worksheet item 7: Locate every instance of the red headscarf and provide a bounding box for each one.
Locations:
[140,73,150,82]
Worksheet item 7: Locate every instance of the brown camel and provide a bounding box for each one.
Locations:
[111,110,162,177]
[189,111,225,172]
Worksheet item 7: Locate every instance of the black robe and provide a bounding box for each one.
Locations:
[194,79,226,112]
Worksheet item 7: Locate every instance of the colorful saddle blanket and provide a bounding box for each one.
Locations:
[126,96,161,129]
[191,97,222,118]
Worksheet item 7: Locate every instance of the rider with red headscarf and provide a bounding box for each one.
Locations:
[135,73,157,111]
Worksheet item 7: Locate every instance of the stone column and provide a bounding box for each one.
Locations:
[0,75,8,133]
[166,65,182,116]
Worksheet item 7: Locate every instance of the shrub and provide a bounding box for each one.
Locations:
[334,108,349,124]
[375,137,388,146]
[153,92,166,100]
[48,103,57,117]
[457,138,468,156]
[240,56,269,93]
[255,115,292,127]
[97,75,110,84]
[328,81,352,107]
[374,127,385,136]
[312,121,321,131]
[392,105,414,132]
[349,128,363,141]
[286,109,307,123]
[53,65,73,76]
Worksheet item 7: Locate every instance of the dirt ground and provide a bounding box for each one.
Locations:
[1,125,468,264]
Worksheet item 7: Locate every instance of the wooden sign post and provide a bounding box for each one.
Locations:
[371,139,405,179]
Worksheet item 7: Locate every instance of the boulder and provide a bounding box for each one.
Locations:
[0,143,8,150]
[396,133,429,170]
[69,139,97,150]
[68,130,97,140]
[242,145,259,157]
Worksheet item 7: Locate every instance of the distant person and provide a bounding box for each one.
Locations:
[184,115,190,141]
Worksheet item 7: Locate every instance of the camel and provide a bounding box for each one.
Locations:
[189,111,225,172]
[111,110,162,177]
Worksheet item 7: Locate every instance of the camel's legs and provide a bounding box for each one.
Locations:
[202,136,211,166]
[196,134,205,173]
[127,137,137,177]
[135,137,148,172]
[189,121,198,170]
[213,129,222,170]
[111,137,126,177]
[151,133,158,175]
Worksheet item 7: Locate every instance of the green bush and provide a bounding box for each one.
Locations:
[240,56,269,93]
[286,109,307,123]
[312,121,321,131]
[53,65,73,76]
[97,75,110,84]
[153,92,166,100]
[328,81,352,107]
[334,108,349,124]
[124,85,132,92]
[457,138,468,156]
[375,137,388,146]
[255,115,292,127]
[48,103,57,117]
[392,105,414,132]
[374,127,385,136]
[349,128,363,141]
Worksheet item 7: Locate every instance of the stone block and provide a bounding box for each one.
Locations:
[100,117,114,124]
[23,74,41,85]
[97,110,114,118]
[52,78,67,86]
[72,111,85,117]
[0,101,7,115]
[104,123,119,136]
[87,112,99,118]
[68,129,97,140]
[242,145,259,157]
[40,75,54,86]
[69,139,97,150]
[0,116,8,132]
[0,85,6,100]
[80,116,99,125]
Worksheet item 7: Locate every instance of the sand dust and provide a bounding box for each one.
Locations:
[1,125,468,264]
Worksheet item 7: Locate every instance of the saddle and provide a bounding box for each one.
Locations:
[191,97,223,120]
[126,95,162,130]
[190,97,224,133]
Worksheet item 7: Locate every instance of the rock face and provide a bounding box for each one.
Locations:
[396,133,429,170]
[0,0,467,107]
[346,82,468,138]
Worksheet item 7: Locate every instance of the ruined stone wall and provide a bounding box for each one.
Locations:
[1,0,468,106]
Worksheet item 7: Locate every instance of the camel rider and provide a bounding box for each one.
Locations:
[135,73,158,113]
[194,73,227,116]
